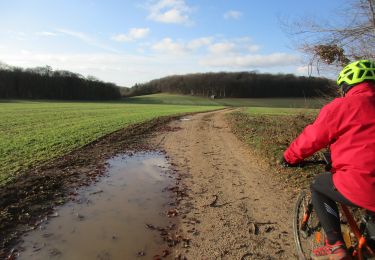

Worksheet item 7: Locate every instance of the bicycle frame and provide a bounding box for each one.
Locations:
[340,205,375,259]
[299,202,375,259]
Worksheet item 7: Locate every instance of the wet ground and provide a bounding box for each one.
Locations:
[0,116,180,258]
[152,110,296,259]
[16,152,175,260]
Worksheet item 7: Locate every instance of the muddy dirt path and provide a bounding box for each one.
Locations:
[153,109,296,259]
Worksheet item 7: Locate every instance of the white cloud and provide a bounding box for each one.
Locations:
[151,37,215,55]
[200,53,300,68]
[150,36,263,57]
[20,49,32,55]
[208,42,235,54]
[207,37,261,54]
[187,37,212,49]
[36,31,58,37]
[224,10,243,20]
[10,31,28,41]
[56,29,120,53]
[147,0,193,25]
[56,29,90,42]
[248,44,261,52]
[112,28,150,42]
[152,37,187,55]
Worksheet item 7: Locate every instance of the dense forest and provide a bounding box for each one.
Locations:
[0,62,336,100]
[0,64,121,100]
[129,72,335,98]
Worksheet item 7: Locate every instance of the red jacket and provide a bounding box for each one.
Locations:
[284,81,375,211]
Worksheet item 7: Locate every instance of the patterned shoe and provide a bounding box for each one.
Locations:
[311,240,351,260]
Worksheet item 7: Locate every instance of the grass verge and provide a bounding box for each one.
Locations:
[228,108,326,190]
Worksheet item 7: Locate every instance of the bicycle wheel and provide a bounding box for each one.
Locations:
[293,190,325,260]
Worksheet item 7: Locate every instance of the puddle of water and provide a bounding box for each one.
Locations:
[180,118,191,121]
[17,152,175,260]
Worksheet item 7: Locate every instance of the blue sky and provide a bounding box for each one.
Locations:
[0,0,342,86]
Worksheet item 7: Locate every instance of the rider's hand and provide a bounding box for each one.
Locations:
[278,155,302,168]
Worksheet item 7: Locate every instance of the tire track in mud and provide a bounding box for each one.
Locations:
[153,109,296,259]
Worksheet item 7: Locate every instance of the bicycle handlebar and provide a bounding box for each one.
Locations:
[299,160,327,165]
[292,152,332,171]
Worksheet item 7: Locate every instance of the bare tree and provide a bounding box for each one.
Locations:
[284,0,375,73]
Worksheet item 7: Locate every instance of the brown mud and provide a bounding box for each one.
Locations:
[0,115,183,259]
[152,110,297,259]
[16,152,177,260]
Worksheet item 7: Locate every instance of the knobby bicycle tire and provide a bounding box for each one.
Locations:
[293,190,325,260]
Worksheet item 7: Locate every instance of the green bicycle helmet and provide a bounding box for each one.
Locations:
[337,60,375,87]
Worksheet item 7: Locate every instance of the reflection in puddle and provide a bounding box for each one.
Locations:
[17,152,174,260]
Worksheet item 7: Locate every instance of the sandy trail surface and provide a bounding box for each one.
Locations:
[153,109,296,259]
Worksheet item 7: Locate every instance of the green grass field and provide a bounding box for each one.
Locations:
[0,100,223,184]
[0,93,328,185]
[124,93,220,106]
[215,97,328,108]
[126,93,329,108]
[243,107,319,116]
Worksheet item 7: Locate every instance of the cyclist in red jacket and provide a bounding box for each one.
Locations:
[281,60,375,260]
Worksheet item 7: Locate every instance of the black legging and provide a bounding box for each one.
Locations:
[310,173,357,244]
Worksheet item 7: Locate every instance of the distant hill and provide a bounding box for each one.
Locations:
[128,72,335,98]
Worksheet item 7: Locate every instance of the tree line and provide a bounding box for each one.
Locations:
[129,72,335,98]
[0,65,122,100]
